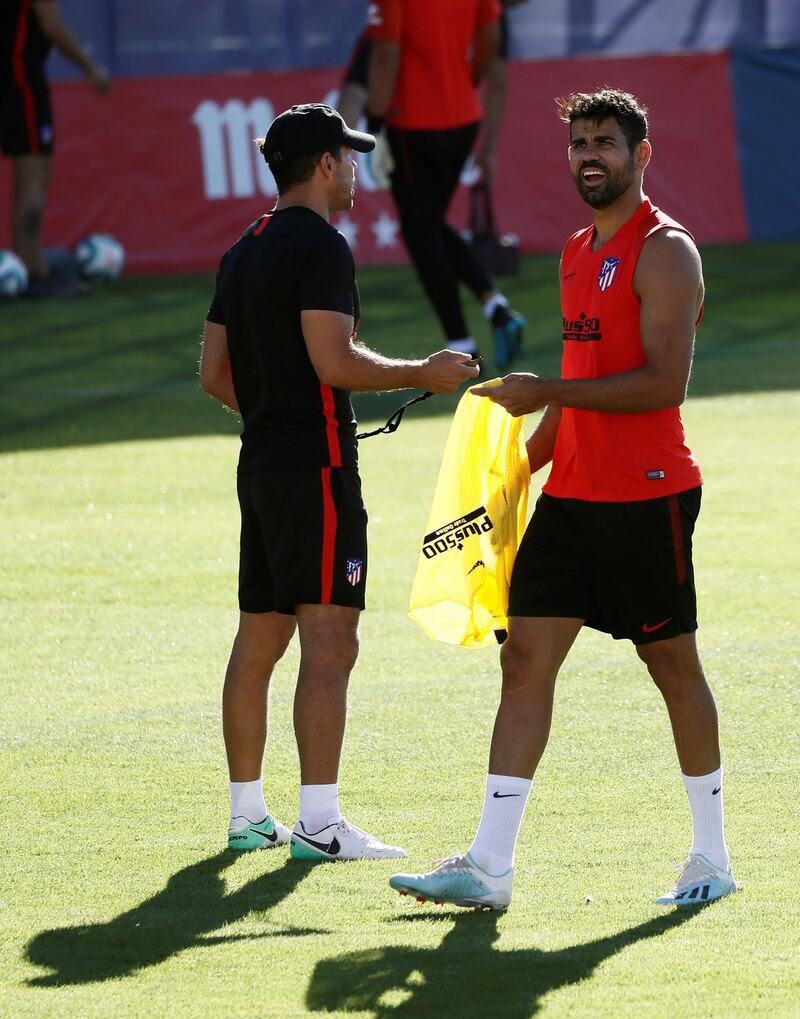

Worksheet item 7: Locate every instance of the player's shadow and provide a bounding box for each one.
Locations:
[307,906,703,1018]
[25,851,319,986]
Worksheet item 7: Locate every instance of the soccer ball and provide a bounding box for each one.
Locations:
[74,233,125,281]
[0,250,29,298]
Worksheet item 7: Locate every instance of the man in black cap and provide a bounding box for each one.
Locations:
[200,104,477,862]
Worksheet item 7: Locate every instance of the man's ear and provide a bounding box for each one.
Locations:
[319,151,336,179]
[636,138,652,172]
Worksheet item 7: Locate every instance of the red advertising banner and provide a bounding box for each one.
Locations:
[0,53,747,274]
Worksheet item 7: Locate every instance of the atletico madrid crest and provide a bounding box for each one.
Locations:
[345,557,364,586]
[598,256,621,292]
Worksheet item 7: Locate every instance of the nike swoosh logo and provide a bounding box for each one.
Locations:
[252,827,278,841]
[642,617,672,633]
[492,792,521,799]
[712,787,721,795]
[295,833,341,855]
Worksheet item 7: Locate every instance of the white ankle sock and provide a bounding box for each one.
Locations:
[230,779,267,825]
[447,337,477,354]
[299,784,341,832]
[682,767,730,870]
[482,293,508,321]
[468,774,532,875]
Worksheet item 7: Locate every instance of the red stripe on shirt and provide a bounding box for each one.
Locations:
[320,467,338,604]
[320,383,342,467]
[668,494,687,585]
[253,214,271,236]
[12,0,39,153]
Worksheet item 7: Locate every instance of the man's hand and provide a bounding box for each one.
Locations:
[418,350,480,394]
[89,65,111,95]
[471,373,549,415]
[367,133,394,189]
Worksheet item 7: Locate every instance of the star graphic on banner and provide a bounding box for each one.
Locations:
[335,213,359,248]
[370,212,400,249]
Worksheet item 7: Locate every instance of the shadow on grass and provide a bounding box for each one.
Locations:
[306,907,704,1018]
[25,851,318,986]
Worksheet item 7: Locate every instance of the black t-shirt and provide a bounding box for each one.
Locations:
[0,0,51,76]
[207,207,360,473]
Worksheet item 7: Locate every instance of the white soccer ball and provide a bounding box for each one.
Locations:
[74,233,125,281]
[0,250,29,298]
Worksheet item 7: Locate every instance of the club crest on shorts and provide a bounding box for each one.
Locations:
[598,256,621,292]
[345,557,364,586]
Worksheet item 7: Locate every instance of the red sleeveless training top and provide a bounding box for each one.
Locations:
[543,197,703,502]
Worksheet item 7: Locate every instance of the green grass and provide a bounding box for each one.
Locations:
[1,242,799,1018]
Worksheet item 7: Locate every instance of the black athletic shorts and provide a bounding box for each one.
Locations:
[0,67,54,156]
[508,488,702,645]
[237,466,368,614]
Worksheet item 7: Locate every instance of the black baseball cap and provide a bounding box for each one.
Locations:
[262,104,376,165]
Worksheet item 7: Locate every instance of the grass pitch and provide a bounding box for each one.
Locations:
[1,242,799,1018]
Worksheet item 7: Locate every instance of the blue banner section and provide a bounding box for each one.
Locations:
[50,0,800,80]
[730,47,800,240]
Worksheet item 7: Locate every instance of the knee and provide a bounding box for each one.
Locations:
[637,642,705,700]
[499,638,554,698]
[305,631,360,678]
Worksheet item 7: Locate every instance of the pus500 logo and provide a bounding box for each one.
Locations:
[562,312,602,342]
[422,506,494,559]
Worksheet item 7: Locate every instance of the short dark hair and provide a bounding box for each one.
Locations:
[556,88,649,149]
[255,140,342,193]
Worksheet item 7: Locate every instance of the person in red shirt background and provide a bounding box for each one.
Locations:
[365,0,525,370]
[390,88,736,912]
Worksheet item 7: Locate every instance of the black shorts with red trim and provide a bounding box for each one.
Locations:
[508,488,701,645]
[0,66,53,156]
[237,466,368,614]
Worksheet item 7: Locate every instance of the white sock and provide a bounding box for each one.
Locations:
[230,779,268,826]
[482,293,508,321]
[682,767,730,871]
[299,784,341,833]
[468,774,532,875]
[446,337,477,354]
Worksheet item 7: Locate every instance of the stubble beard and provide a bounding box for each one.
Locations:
[575,157,636,209]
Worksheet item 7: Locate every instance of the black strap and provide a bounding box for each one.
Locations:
[469,182,497,238]
[356,390,434,440]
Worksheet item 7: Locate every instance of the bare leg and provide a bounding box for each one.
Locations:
[12,154,52,277]
[222,610,296,781]
[293,603,360,785]
[337,81,368,129]
[636,632,720,776]
[488,616,584,777]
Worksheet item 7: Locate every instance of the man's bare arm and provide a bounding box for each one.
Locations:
[473,230,703,416]
[525,405,561,473]
[472,21,500,84]
[366,40,400,118]
[33,1,110,93]
[199,321,239,412]
[301,310,478,395]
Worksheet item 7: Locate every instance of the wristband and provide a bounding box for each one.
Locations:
[366,113,385,135]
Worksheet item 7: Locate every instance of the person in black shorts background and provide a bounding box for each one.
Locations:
[366,0,525,370]
[0,0,109,296]
[200,103,478,862]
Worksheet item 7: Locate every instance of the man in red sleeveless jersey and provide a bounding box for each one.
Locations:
[390,89,736,910]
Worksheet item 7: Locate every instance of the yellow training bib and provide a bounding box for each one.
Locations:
[408,385,530,648]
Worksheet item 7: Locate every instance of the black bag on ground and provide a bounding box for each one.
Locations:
[467,182,520,277]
